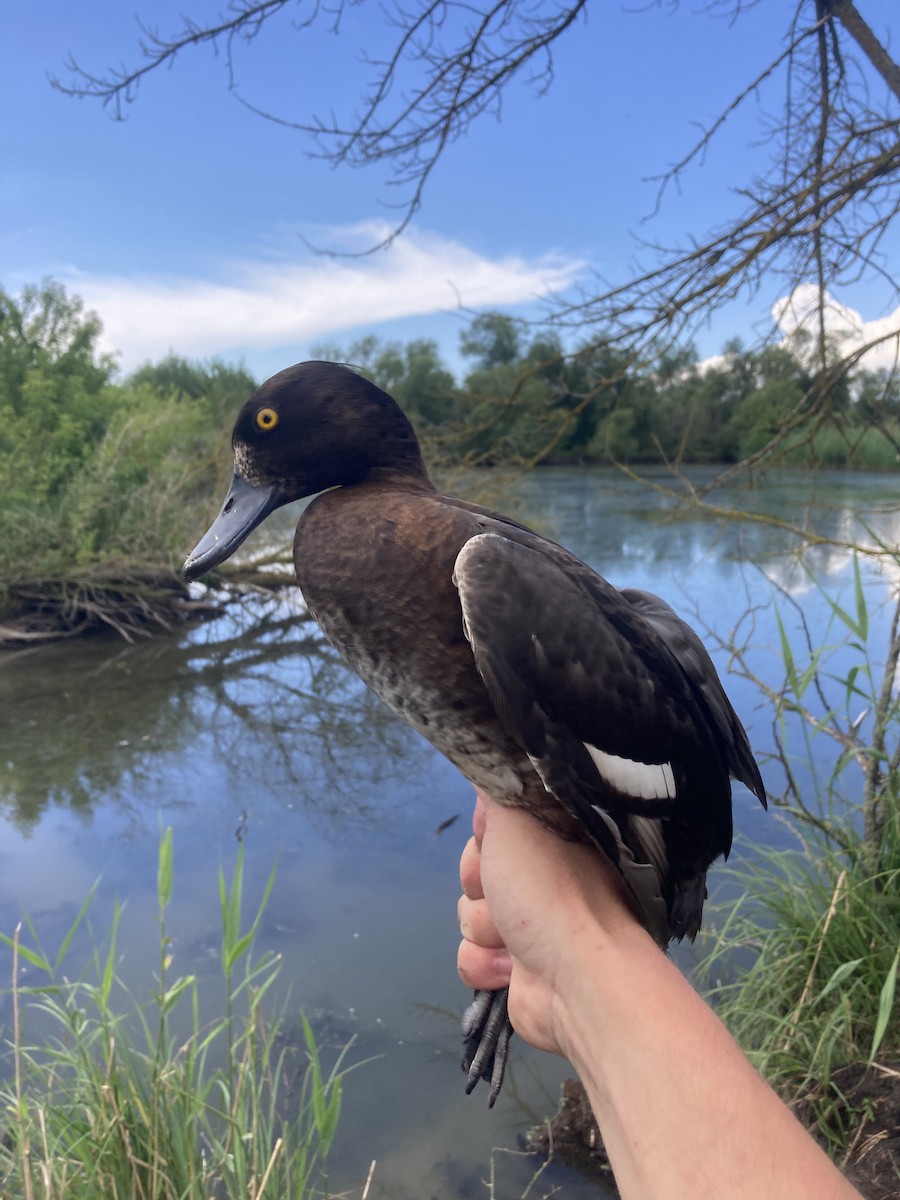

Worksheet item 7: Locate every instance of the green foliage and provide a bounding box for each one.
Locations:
[322,314,899,471]
[0,283,256,640]
[705,815,899,1152]
[0,282,118,508]
[796,425,900,470]
[130,352,258,420]
[459,312,524,369]
[0,286,250,579]
[0,281,113,409]
[0,832,351,1199]
[706,562,900,1156]
[764,557,898,868]
[312,333,460,438]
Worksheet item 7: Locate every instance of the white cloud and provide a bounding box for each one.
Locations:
[772,284,900,374]
[62,223,584,371]
[691,286,900,377]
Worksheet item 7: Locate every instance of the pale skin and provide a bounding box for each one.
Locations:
[457,792,862,1200]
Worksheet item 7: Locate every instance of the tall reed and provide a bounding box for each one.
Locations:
[0,833,351,1199]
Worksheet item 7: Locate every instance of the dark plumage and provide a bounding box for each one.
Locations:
[184,360,767,1105]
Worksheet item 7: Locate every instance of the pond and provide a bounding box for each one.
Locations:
[1,466,898,1199]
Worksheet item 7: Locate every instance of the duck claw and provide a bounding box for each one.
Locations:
[461,987,513,1106]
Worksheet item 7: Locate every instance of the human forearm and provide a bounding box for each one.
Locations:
[554,926,861,1200]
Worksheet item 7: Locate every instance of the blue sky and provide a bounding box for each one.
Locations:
[3,0,897,380]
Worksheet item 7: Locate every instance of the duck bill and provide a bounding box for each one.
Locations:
[183,472,285,581]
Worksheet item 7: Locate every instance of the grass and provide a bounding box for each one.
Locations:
[780,423,900,470]
[701,559,900,1172]
[704,814,899,1149]
[808,425,900,471]
[0,832,351,1200]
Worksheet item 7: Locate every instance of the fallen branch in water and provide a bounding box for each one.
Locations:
[0,560,298,648]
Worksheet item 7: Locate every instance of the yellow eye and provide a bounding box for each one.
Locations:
[256,407,279,431]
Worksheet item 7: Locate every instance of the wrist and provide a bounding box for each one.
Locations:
[551,915,662,1076]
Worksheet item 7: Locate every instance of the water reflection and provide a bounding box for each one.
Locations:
[0,591,418,831]
[512,466,900,584]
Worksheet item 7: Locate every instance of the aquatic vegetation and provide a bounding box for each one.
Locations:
[705,565,900,1183]
[0,832,350,1200]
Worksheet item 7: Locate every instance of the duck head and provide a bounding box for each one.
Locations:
[183,360,430,581]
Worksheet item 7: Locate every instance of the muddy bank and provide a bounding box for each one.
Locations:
[527,1070,900,1199]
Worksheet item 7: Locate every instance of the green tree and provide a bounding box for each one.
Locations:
[856,367,900,425]
[458,315,561,462]
[0,281,113,407]
[0,283,119,505]
[0,284,257,642]
[721,346,812,458]
[312,334,459,429]
[459,314,523,371]
[129,354,257,419]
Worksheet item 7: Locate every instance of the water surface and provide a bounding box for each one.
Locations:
[1,466,897,1197]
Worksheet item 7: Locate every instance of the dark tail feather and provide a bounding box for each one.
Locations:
[670,873,707,941]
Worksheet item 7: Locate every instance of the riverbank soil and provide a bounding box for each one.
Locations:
[527,1069,900,1198]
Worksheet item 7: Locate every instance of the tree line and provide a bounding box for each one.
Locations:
[319,313,900,470]
[1,281,898,641]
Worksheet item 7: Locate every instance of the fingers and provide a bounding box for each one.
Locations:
[457,938,513,990]
[458,803,511,990]
[460,834,484,900]
[457,893,505,949]
[460,791,490,900]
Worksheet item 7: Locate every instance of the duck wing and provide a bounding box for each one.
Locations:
[619,588,766,806]
[453,531,755,944]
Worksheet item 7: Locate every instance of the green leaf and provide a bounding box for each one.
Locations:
[99,900,120,1010]
[810,557,868,640]
[53,879,100,972]
[775,609,798,696]
[159,974,196,1016]
[869,947,899,1062]
[224,930,255,974]
[157,826,174,914]
[852,554,868,643]
[815,958,863,1005]
[0,931,49,971]
[228,856,243,944]
[318,1080,342,1152]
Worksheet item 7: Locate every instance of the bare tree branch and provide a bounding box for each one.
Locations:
[53,0,899,402]
[826,0,900,99]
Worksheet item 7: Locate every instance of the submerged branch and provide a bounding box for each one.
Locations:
[0,557,299,649]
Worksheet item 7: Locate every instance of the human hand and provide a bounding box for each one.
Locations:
[458,795,864,1200]
[457,791,646,1058]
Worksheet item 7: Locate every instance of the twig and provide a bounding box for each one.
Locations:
[255,1136,283,1199]
[12,924,35,1200]
[360,1157,377,1200]
[782,868,848,1048]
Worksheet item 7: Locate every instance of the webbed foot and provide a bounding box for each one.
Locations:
[461,987,514,1106]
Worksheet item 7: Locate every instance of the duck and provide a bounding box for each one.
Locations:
[184,359,766,1106]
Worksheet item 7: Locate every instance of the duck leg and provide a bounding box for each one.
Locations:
[461,987,514,1106]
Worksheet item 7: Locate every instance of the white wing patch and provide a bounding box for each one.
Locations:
[584,744,676,801]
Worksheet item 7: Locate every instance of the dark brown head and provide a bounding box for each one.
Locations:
[183,360,430,581]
